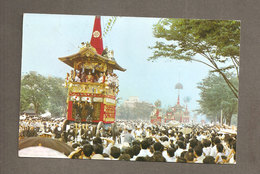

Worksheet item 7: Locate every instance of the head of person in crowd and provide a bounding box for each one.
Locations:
[132,140,141,146]
[123,147,134,158]
[203,156,216,164]
[185,152,195,163]
[217,143,224,153]
[93,143,103,155]
[93,137,102,145]
[202,139,211,148]
[102,153,110,158]
[145,156,155,162]
[178,135,185,142]
[213,137,221,146]
[146,137,154,147]
[82,144,93,158]
[177,141,186,150]
[167,147,176,158]
[224,134,231,143]
[151,130,156,136]
[110,146,121,159]
[133,145,141,157]
[136,157,146,161]
[176,157,187,163]
[194,146,203,157]
[141,139,150,150]
[127,127,132,134]
[153,142,164,152]
[153,151,166,162]
[189,138,198,149]
[119,154,131,161]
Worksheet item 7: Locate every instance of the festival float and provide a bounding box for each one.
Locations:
[150,108,162,125]
[165,82,190,123]
[59,16,126,124]
[150,82,190,125]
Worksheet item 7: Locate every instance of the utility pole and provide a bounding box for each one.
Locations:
[220,109,223,125]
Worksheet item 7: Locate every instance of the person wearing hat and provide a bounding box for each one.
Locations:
[123,127,135,145]
[134,126,142,139]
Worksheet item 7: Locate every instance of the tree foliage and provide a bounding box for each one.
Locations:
[20,72,49,115]
[20,72,67,117]
[103,16,117,38]
[116,102,154,120]
[196,72,238,125]
[150,19,240,98]
[46,77,67,117]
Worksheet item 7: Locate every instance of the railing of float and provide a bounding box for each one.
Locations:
[67,81,116,96]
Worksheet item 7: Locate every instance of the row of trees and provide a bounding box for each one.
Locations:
[20,71,67,117]
[116,102,154,120]
[196,72,238,125]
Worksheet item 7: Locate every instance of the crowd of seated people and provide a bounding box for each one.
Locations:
[66,121,237,164]
[19,117,237,164]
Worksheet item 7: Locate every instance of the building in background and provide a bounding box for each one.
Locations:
[123,96,140,108]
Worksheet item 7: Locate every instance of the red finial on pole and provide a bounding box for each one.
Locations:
[90,16,104,55]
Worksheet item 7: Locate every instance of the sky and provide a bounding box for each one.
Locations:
[22,13,213,120]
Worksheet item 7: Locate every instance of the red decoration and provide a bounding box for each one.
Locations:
[67,101,73,120]
[90,16,104,55]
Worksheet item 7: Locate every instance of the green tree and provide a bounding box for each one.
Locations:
[46,76,67,117]
[197,72,238,125]
[116,102,153,120]
[150,19,240,98]
[20,72,49,115]
[20,72,68,117]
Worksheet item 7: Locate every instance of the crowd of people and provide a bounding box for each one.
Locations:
[19,117,236,164]
[65,69,119,92]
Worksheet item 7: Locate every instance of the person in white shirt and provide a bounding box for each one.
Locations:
[98,73,105,83]
[194,146,205,163]
[105,73,112,86]
[210,137,221,158]
[215,143,225,164]
[164,147,177,162]
[137,139,153,157]
[175,141,186,157]
[74,73,81,82]
[202,139,212,156]
[131,145,141,161]
[134,127,142,138]
[102,138,115,155]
